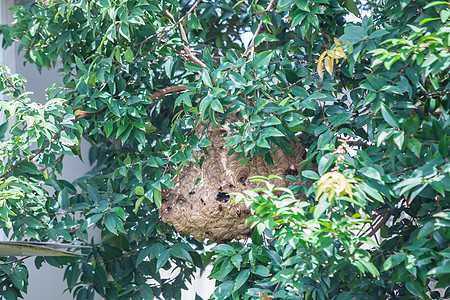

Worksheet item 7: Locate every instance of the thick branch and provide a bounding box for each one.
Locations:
[150,85,187,100]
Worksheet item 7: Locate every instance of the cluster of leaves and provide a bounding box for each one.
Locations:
[206,1,450,299]
[0,64,204,300]
[0,0,448,299]
[208,171,379,300]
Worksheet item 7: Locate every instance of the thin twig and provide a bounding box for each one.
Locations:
[161,0,207,69]
[0,256,32,265]
[357,209,391,247]
[243,0,276,59]
[390,166,417,175]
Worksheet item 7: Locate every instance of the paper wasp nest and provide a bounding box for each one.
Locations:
[160,119,310,243]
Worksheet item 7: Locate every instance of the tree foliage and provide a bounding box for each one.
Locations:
[0,0,449,299]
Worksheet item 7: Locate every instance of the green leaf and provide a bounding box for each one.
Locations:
[262,117,281,127]
[427,264,450,276]
[407,138,422,156]
[213,244,235,255]
[134,196,145,214]
[199,94,213,112]
[224,135,243,148]
[119,23,130,41]
[210,98,223,112]
[134,129,146,146]
[174,93,191,107]
[81,214,102,232]
[251,265,270,277]
[394,178,422,195]
[257,137,271,149]
[260,127,284,138]
[213,281,234,299]
[87,185,102,203]
[286,175,299,182]
[104,214,118,235]
[156,249,171,270]
[393,131,405,149]
[233,269,250,291]
[441,9,450,22]
[9,267,27,290]
[344,0,360,17]
[58,188,70,210]
[314,196,331,219]
[359,167,382,181]
[153,188,162,208]
[104,121,113,137]
[0,121,8,140]
[318,154,335,175]
[278,0,296,10]
[417,220,435,239]
[135,186,145,196]
[255,33,279,47]
[302,170,320,180]
[74,56,87,72]
[187,13,203,30]
[229,71,246,87]
[405,281,424,298]
[423,1,448,9]
[202,69,213,88]
[124,48,133,63]
[230,254,242,269]
[359,182,384,202]
[377,128,395,147]
[382,253,407,271]
[381,104,399,128]
[252,51,274,69]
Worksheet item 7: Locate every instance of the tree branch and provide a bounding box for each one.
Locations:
[150,85,187,100]
[162,0,207,69]
[357,209,391,247]
[243,0,276,59]
[390,166,418,175]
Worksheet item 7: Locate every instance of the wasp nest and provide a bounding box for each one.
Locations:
[160,120,310,243]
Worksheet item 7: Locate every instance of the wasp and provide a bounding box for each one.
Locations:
[201,198,206,205]
[216,192,230,202]
[243,209,250,215]
[285,167,299,176]
[218,186,223,192]
[218,204,223,211]
[189,190,195,195]
[228,183,236,188]
[205,231,212,235]
[236,209,241,217]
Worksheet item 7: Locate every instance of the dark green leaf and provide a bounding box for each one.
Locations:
[381,104,400,128]
[233,269,250,291]
[382,253,407,271]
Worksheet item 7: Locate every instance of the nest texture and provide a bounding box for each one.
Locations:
[160,122,310,242]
